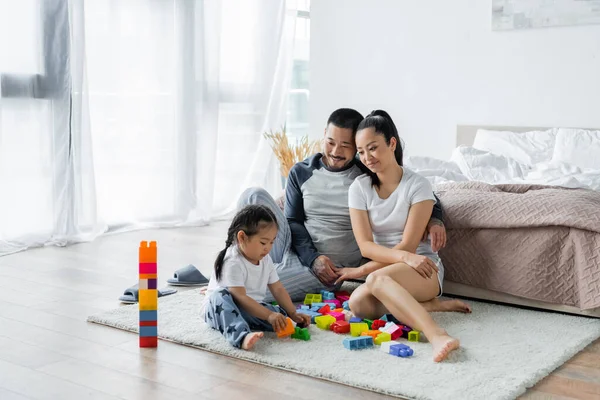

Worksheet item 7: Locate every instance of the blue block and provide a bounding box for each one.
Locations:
[379,314,388,321]
[389,343,413,357]
[321,291,335,300]
[343,301,350,311]
[349,317,362,323]
[311,302,327,309]
[140,326,158,337]
[298,310,321,323]
[343,336,374,350]
[139,310,158,321]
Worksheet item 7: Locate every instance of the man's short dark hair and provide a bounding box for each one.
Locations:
[326,108,364,134]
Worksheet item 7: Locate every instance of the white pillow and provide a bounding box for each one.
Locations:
[450,145,530,183]
[473,128,558,165]
[551,128,600,170]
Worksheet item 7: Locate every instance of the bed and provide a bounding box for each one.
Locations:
[421,125,600,317]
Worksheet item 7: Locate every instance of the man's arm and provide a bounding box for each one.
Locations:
[430,193,444,225]
[285,165,320,268]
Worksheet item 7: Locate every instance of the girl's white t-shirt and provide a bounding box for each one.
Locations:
[204,245,279,304]
[348,167,437,249]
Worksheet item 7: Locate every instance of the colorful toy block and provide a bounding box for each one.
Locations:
[380,322,403,340]
[401,325,412,338]
[350,322,369,337]
[320,290,335,300]
[349,317,362,323]
[311,302,327,308]
[327,311,345,322]
[324,299,341,309]
[315,315,336,330]
[342,301,350,311]
[271,301,278,306]
[276,318,296,338]
[379,314,388,321]
[334,290,350,297]
[371,319,387,330]
[343,336,373,350]
[363,318,373,329]
[318,305,332,314]
[303,293,322,305]
[374,332,392,345]
[333,308,344,313]
[331,320,350,334]
[408,330,420,342]
[389,343,413,357]
[360,330,382,340]
[336,295,350,303]
[291,326,311,341]
[298,304,309,310]
[139,240,158,348]
[342,310,353,321]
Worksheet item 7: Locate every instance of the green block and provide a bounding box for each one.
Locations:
[364,319,373,329]
[271,301,278,306]
[291,326,311,341]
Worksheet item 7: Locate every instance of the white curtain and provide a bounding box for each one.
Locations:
[0,0,297,256]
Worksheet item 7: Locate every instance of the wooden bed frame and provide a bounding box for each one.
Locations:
[443,125,600,318]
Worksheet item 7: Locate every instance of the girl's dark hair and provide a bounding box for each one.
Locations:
[356,110,404,188]
[214,204,278,280]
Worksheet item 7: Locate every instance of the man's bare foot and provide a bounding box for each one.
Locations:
[241,332,264,350]
[430,332,460,362]
[421,298,472,313]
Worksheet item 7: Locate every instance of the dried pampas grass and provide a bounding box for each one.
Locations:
[263,127,320,178]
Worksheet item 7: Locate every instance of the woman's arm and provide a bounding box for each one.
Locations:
[392,200,435,253]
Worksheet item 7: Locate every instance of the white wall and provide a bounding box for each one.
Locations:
[309,0,600,160]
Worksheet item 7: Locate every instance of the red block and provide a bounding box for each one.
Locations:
[372,319,386,330]
[139,336,158,347]
[318,305,331,314]
[140,320,158,327]
[139,262,157,274]
[331,320,350,334]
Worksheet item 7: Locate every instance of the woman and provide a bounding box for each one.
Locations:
[338,110,470,362]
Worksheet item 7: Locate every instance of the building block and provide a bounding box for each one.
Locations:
[331,320,350,334]
[139,310,157,321]
[139,336,158,347]
[315,315,336,330]
[324,299,341,309]
[139,289,158,310]
[326,311,345,322]
[363,319,374,329]
[342,310,353,321]
[291,326,311,341]
[360,330,382,340]
[276,317,296,338]
[389,343,414,357]
[138,262,157,274]
[343,336,374,350]
[271,301,278,306]
[408,330,420,342]
[401,325,412,338]
[380,341,401,353]
[349,317,362,324]
[139,278,157,290]
[298,304,309,310]
[140,326,158,337]
[371,319,387,330]
[380,322,403,340]
[350,322,369,337]
[336,295,350,303]
[311,302,327,308]
[139,320,157,327]
[320,290,335,300]
[342,301,351,311]
[379,314,388,321]
[318,305,332,314]
[139,273,157,280]
[333,308,344,313]
[303,294,322,305]
[139,240,157,263]
[334,290,350,298]
[374,332,392,345]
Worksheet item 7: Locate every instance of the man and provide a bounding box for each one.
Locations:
[238,108,446,301]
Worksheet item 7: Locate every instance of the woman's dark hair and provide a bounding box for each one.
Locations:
[356,110,404,188]
[214,204,278,280]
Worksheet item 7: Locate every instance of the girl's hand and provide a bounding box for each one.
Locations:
[404,253,439,279]
[290,312,311,328]
[267,312,288,332]
[334,266,366,285]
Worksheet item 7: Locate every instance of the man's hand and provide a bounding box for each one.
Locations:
[334,267,366,285]
[422,220,447,252]
[312,255,340,286]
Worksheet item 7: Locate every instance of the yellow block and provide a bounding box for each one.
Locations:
[350,322,369,337]
[139,241,157,263]
[374,332,392,345]
[139,289,158,310]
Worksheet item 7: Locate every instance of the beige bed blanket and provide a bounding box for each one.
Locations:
[436,182,600,310]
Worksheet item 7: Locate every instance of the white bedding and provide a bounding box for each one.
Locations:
[404,127,600,192]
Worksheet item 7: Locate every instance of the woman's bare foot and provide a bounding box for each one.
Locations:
[421,298,472,313]
[241,332,264,350]
[429,332,460,362]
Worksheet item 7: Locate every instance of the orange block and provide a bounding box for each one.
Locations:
[139,241,157,263]
[139,273,157,280]
[276,317,296,338]
[360,330,381,339]
[333,308,344,313]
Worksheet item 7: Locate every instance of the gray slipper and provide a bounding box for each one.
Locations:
[167,264,210,286]
[119,284,177,304]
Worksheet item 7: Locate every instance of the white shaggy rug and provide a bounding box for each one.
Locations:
[87,289,600,400]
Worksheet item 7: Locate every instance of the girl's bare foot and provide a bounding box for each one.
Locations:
[421,298,472,313]
[241,332,264,350]
[429,332,460,362]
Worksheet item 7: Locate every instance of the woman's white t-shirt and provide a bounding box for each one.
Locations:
[203,245,279,311]
[348,167,437,249]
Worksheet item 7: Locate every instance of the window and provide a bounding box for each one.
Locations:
[286,0,310,142]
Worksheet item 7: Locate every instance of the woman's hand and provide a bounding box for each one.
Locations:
[334,266,366,285]
[289,311,311,328]
[404,253,439,279]
[267,312,288,332]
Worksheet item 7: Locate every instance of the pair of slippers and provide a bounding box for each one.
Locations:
[119,264,210,304]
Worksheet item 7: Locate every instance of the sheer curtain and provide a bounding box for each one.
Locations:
[0,0,297,256]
